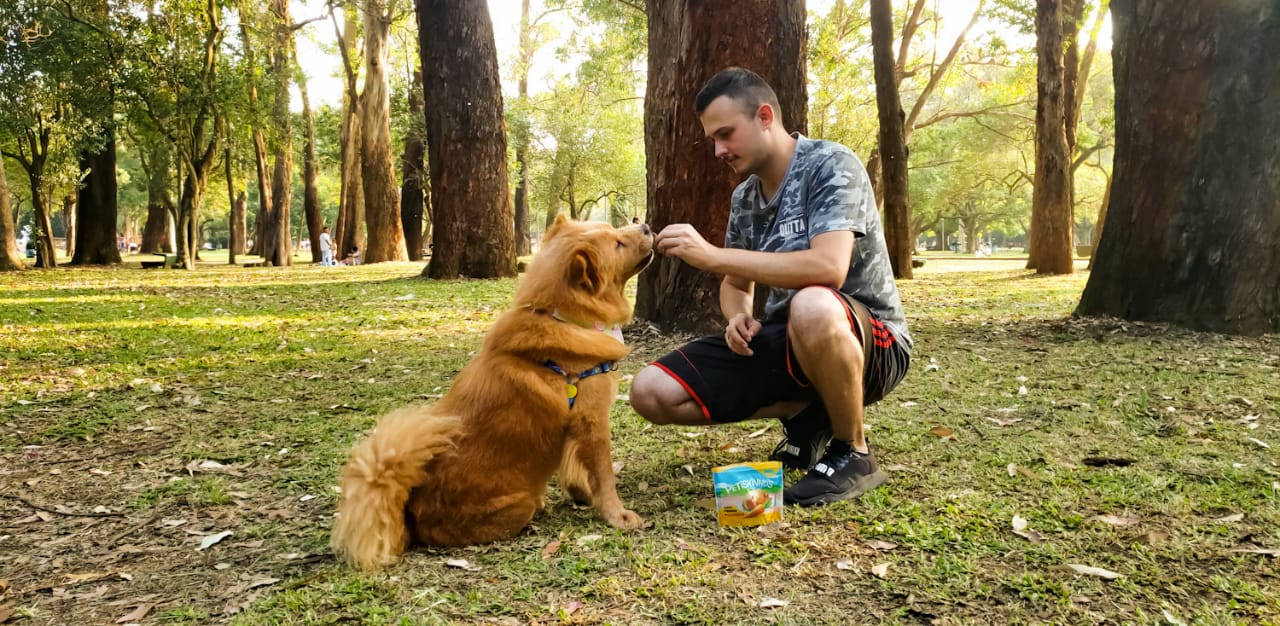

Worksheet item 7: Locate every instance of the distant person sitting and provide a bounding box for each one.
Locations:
[340,246,361,266]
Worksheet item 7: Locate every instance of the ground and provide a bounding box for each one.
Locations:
[1,255,1277,625]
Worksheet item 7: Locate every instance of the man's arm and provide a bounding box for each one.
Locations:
[719,273,754,321]
[656,226,854,290]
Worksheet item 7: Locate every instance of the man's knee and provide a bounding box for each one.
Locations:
[628,365,684,425]
[788,287,848,345]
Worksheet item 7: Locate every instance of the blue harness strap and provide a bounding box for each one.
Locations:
[544,359,617,408]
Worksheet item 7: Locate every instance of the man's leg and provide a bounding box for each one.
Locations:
[786,287,868,452]
[630,366,809,427]
[783,287,887,506]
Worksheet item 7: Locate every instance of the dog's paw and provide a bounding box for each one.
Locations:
[604,507,645,530]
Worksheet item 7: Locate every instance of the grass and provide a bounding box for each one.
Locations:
[1,258,1278,625]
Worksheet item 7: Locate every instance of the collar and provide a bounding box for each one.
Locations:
[548,308,625,345]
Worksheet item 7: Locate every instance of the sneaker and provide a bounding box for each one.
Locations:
[769,403,833,470]
[783,440,888,507]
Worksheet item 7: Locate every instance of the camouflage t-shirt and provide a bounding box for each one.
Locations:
[725,134,912,348]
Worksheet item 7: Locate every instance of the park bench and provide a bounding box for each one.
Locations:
[141,253,178,269]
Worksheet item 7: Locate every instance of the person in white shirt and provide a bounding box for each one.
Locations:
[319,226,334,266]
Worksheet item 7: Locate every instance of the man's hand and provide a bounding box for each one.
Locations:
[725,313,761,356]
[655,224,719,271]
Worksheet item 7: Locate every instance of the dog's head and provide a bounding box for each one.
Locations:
[515,214,655,324]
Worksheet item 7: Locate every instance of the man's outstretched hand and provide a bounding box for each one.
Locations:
[655,224,718,271]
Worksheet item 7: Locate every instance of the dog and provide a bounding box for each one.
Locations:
[331,215,654,570]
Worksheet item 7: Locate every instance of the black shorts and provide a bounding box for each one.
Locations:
[652,290,910,423]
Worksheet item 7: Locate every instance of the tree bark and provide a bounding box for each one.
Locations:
[870,0,913,279]
[1027,0,1075,274]
[512,0,534,256]
[362,0,408,264]
[61,195,76,258]
[636,0,807,332]
[401,69,427,261]
[0,157,23,271]
[420,0,515,279]
[299,62,323,264]
[140,143,174,254]
[1086,171,1110,270]
[238,1,272,258]
[333,7,364,259]
[70,130,121,265]
[1077,0,1280,334]
[263,0,294,267]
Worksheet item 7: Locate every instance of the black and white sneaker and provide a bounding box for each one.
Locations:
[769,403,833,470]
[783,440,888,507]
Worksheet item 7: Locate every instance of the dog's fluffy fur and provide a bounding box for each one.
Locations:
[331,216,654,570]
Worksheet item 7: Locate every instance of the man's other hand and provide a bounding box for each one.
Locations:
[725,313,761,356]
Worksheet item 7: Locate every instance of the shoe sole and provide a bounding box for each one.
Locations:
[785,469,889,507]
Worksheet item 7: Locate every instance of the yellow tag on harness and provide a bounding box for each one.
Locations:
[566,383,578,400]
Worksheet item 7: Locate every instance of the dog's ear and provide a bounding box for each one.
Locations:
[545,213,570,242]
[567,246,605,294]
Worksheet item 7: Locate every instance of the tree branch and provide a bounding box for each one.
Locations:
[914,99,1032,131]
[904,0,986,137]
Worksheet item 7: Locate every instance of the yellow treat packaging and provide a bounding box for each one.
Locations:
[712,461,783,527]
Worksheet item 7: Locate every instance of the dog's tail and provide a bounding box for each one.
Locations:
[331,406,461,570]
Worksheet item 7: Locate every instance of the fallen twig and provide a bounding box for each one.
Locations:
[0,494,125,518]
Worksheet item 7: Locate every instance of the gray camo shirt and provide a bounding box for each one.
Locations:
[725,134,912,348]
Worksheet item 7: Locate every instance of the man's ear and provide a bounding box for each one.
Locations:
[567,246,604,294]
[756,102,775,128]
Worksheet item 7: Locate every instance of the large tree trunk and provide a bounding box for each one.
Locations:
[0,157,23,271]
[636,0,807,332]
[869,0,913,280]
[401,69,427,261]
[420,0,515,279]
[140,143,174,254]
[1027,0,1075,275]
[1077,0,1280,334]
[511,0,534,256]
[71,130,121,265]
[299,67,323,264]
[362,0,408,264]
[263,0,294,267]
[334,8,364,259]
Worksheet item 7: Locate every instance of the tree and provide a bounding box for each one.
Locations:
[419,0,515,279]
[133,135,175,254]
[400,69,426,260]
[361,0,408,263]
[298,59,324,264]
[125,0,231,269]
[869,0,912,279]
[637,0,806,332]
[1077,0,1280,335]
[0,156,23,271]
[1025,0,1074,274]
[67,0,123,266]
[332,4,365,259]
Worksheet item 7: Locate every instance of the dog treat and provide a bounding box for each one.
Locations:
[713,461,783,527]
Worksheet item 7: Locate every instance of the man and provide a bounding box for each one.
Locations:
[319,226,334,266]
[629,67,911,507]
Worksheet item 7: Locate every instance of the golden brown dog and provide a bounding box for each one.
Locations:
[331,216,654,570]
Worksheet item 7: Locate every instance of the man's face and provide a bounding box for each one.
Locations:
[699,95,767,176]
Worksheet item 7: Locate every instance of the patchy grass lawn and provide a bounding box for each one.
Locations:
[1,258,1277,625]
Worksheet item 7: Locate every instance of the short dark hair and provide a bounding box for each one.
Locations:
[694,67,781,118]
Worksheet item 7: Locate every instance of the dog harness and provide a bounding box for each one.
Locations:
[544,360,617,409]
